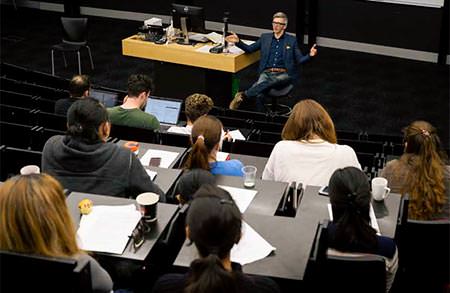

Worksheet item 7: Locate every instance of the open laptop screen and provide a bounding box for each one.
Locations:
[90,88,120,108]
[145,97,182,125]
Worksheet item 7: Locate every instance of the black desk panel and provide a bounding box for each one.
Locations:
[146,166,183,195]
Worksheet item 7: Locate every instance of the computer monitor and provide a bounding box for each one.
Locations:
[145,96,182,126]
[171,3,206,44]
[90,88,120,107]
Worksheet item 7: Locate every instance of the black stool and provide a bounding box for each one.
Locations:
[265,83,293,116]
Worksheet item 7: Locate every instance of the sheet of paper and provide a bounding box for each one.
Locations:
[231,221,276,265]
[327,203,381,235]
[77,204,141,254]
[227,45,245,55]
[167,126,190,135]
[195,45,215,53]
[228,129,246,141]
[242,39,255,45]
[218,185,258,213]
[145,169,157,181]
[205,32,223,44]
[216,151,230,161]
[140,149,179,168]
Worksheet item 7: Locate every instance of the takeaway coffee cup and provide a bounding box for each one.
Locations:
[371,177,391,201]
[242,165,257,189]
[136,192,159,223]
[20,165,40,175]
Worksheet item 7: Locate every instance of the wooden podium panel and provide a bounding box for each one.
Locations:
[122,36,260,73]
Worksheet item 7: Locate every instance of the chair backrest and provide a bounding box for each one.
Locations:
[0,250,92,293]
[0,145,42,181]
[61,17,88,45]
[307,221,387,293]
[109,123,159,144]
[398,218,450,292]
[160,131,191,148]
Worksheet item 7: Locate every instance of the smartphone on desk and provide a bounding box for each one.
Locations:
[318,185,329,196]
[149,157,161,167]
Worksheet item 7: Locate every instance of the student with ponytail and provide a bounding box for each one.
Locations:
[184,115,244,177]
[328,167,398,292]
[381,120,449,220]
[152,185,280,293]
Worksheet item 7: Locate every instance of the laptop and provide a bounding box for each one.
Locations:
[144,96,183,130]
[90,88,120,108]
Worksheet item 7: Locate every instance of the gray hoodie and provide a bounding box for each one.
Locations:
[42,135,165,201]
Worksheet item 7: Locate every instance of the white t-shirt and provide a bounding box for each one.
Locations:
[262,139,361,187]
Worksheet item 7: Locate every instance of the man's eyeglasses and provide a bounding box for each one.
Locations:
[272,21,287,26]
[129,219,150,252]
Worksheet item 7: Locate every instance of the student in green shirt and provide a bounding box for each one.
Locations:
[107,74,160,130]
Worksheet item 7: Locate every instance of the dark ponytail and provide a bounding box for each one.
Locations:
[329,167,377,253]
[184,116,223,171]
[185,254,237,293]
[185,185,242,293]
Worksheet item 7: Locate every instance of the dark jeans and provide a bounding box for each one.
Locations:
[244,71,292,112]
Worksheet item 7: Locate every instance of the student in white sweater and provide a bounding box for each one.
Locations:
[262,99,361,186]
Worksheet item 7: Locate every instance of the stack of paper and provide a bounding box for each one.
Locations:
[218,185,258,213]
[77,204,141,254]
[231,221,276,265]
[140,149,179,168]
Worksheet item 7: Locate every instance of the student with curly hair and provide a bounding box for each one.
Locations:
[381,120,449,220]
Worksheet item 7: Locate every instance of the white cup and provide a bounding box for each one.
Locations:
[136,192,159,223]
[20,165,40,175]
[242,165,257,189]
[371,177,391,201]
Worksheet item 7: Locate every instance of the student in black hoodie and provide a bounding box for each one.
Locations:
[42,97,165,200]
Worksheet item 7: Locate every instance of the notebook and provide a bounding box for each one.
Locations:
[90,88,120,107]
[144,96,183,127]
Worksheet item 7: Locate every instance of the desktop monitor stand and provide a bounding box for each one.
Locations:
[177,17,192,45]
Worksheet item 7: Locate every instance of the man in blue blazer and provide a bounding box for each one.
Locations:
[227,12,317,111]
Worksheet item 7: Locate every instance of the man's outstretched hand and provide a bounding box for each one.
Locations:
[225,32,240,43]
[309,44,318,57]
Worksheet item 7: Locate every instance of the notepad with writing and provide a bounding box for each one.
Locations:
[77,204,141,254]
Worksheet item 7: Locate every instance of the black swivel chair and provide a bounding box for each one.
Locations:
[51,17,94,76]
[0,250,92,293]
[264,83,294,116]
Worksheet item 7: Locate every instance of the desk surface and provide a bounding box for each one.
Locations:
[174,212,312,281]
[117,140,187,169]
[122,35,260,73]
[146,166,183,195]
[67,192,178,262]
[215,175,287,216]
[296,185,401,239]
[229,153,268,179]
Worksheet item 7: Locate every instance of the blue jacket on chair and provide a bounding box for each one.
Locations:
[236,33,310,79]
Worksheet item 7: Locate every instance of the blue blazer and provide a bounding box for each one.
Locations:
[236,33,310,79]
